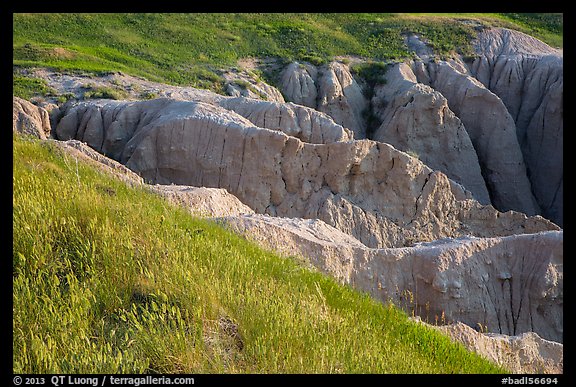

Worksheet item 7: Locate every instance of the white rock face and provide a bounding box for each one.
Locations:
[372,63,490,205]
[280,62,318,108]
[13,96,51,139]
[468,28,563,226]
[55,98,558,250]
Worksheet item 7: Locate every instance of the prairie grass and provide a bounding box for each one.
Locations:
[13,13,562,99]
[12,134,508,373]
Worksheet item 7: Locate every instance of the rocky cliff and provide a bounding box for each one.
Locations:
[277,28,562,227]
[280,61,368,139]
[371,63,491,205]
[53,98,558,250]
[469,28,563,226]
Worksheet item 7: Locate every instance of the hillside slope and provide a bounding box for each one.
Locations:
[12,133,507,373]
[13,13,562,93]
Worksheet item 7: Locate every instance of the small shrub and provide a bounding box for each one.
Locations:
[300,54,326,67]
[351,61,389,88]
[57,93,76,104]
[231,79,251,90]
[83,86,128,100]
[139,91,158,100]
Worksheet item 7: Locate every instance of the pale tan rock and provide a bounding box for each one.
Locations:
[432,321,562,374]
[280,61,368,139]
[372,63,490,204]
[13,96,51,139]
[219,211,563,343]
[316,61,369,139]
[468,28,563,226]
[217,97,352,144]
[150,185,255,217]
[279,62,318,108]
[414,59,540,216]
[54,98,558,250]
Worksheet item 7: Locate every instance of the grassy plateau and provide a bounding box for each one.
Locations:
[13,13,562,97]
[12,133,508,373]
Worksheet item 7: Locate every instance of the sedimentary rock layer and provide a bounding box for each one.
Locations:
[220,213,563,343]
[372,63,490,204]
[13,96,51,139]
[54,98,558,249]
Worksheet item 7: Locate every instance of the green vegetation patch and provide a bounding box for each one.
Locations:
[13,74,56,100]
[81,84,129,100]
[14,13,561,95]
[13,133,508,374]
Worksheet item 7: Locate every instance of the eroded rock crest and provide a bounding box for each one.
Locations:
[54,98,558,251]
[13,96,51,139]
[372,63,490,204]
[280,61,368,139]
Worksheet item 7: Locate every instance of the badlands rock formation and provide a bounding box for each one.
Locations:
[371,63,491,204]
[54,98,558,250]
[280,61,368,139]
[13,96,51,139]
[469,28,563,226]
[220,213,562,343]
[276,29,563,227]
[382,28,562,225]
[426,320,562,374]
[412,59,540,216]
[29,28,563,227]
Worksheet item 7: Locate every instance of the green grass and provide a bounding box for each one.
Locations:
[12,133,508,374]
[13,13,562,97]
[81,84,129,100]
[13,75,57,100]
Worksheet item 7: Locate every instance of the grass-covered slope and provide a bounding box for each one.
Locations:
[13,13,562,95]
[12,133,507,373]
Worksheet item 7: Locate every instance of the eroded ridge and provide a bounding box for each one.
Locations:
[54,97,557,250]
